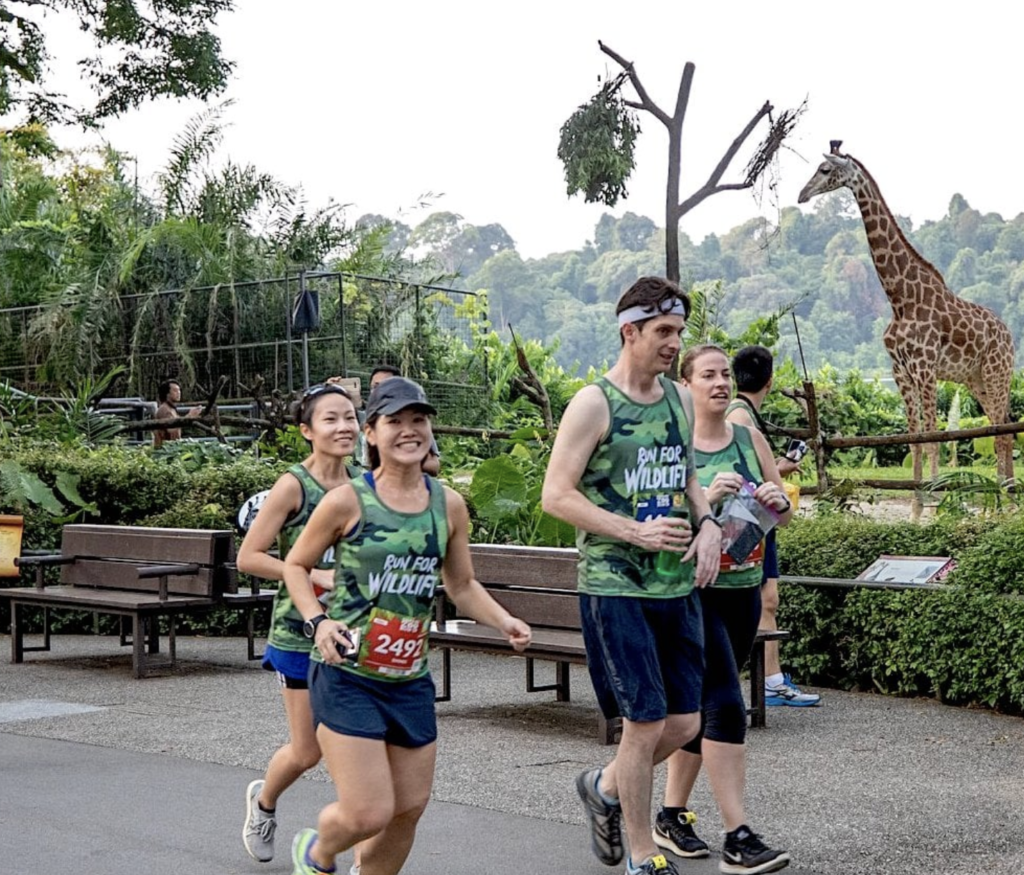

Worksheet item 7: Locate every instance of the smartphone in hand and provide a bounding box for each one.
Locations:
[784,439,809,463]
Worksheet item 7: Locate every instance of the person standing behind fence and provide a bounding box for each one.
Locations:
[542,276,722,875]
[236,384,360,865]
[282,376,531,875]
[727,345,820,708]
[152,378,201,448]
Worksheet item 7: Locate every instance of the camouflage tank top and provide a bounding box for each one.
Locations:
[577,375,696,598]
[265,463,362,652]
[696,424,765,589]
[267,463,335,653]
[315,473,448,683]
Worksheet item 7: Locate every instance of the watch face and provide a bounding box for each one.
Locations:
[303,615,323,638]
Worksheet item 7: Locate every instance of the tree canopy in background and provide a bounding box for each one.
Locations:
[0,0,234,125]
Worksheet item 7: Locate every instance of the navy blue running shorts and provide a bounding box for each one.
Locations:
[308,663,437,748]
[579,591,704,722]
[761,529,779,582]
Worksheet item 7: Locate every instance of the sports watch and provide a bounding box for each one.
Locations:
[303,613,329,638]
[696,513,723,531]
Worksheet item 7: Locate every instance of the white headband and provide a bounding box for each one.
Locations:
[617,298,687,326]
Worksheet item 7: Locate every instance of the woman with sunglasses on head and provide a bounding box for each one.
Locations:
[653,345,793,875]
[238,383,361,866]
[283,377,532,875]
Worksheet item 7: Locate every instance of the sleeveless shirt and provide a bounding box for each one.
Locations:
[695,425,765,588]
[314,473,448,682]
[577,375,696,598]
[267,463,336,653]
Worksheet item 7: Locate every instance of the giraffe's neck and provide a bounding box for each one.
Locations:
[848,162,947,310]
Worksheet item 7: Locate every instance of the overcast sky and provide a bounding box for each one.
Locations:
[43,2,1024,259]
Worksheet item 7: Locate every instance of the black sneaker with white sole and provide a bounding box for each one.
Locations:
[652,807,710,859]
[719,825,790,874]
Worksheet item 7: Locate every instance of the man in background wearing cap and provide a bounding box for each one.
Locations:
[542,276,721,875]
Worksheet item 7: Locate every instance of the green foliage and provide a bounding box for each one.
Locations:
[3,441,280,540]
[775,512,1024,712]
[557,74,640,208]
[1,1,234,125]
[467,428,574,547]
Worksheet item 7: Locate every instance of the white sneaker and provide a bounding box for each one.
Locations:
[765,674,821,707]
[243,778,277,862]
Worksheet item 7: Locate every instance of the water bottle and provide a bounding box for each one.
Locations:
[655,494,688,579]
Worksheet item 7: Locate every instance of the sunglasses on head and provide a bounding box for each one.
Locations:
[301,383,351,403]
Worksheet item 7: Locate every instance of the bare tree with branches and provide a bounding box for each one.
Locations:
[558,41,804,282]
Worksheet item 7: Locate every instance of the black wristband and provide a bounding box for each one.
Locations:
[696,513,722,531]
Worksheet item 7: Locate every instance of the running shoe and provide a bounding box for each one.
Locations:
[575,767,624,866]
[243,778,276,862]
[626,853,679,875]
[720,825,790,874]
[653,807,710,858]
[291,828,329,875]
[764,674,821,707]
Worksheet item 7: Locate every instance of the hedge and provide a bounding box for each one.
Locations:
[2,443,283,636]
[776,513,1024,714]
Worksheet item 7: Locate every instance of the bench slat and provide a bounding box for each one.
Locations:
[59,525,237,594]
[0,586,216,611]
[68,559,213,597]
[483,589,580,630]
[469,544,578,592]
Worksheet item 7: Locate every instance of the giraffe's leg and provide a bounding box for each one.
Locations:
[891,366,924,519]
[919,379,940,481]
[972,373,1015,485]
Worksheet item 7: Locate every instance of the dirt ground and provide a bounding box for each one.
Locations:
[795,494,919,523]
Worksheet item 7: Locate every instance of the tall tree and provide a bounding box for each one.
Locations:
[0,0,234,125]
[558,40,803,283]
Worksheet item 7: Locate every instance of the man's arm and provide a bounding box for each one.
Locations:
[541,386,691,553]
[681,470,721,588]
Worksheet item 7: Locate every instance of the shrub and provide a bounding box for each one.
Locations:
[0,442,282,634]
[775,512,1024,714]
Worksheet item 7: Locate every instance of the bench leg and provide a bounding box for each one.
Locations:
[246,607,265,661]
[434,647,452,703]
[168,617,176,667]
[598,713,622,745]
[41,606,51,653]
[10,603,52,660]
[11,601,24,663]
[748,638,767,729]
[526,658,572,701]
[132,614,146,679]
[147,617,161,655]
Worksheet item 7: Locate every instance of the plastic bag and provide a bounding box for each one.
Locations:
[718,481,781,564]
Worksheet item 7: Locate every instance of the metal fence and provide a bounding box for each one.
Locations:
[0,272,491,427]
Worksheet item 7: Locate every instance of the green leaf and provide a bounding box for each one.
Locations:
[54,471,99,514]
[0,459,64,514]
[470,456,528,523]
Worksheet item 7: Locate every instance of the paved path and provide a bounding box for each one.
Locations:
[1,634,1022,874]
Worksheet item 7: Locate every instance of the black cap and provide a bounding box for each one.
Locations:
[364,376,437,420]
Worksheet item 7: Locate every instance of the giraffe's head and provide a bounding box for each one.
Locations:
[797,141,859,204]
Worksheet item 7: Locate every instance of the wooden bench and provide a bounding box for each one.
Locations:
[431,544,790,743]
[0,524,275,677]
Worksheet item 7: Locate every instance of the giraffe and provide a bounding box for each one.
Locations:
[798,141,1015,512]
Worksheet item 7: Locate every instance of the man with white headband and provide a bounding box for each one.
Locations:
[543,276,721,875]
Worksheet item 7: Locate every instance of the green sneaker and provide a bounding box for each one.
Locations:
[291,828,335,875]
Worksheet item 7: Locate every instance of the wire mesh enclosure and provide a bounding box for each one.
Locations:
[0,273,491,428]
